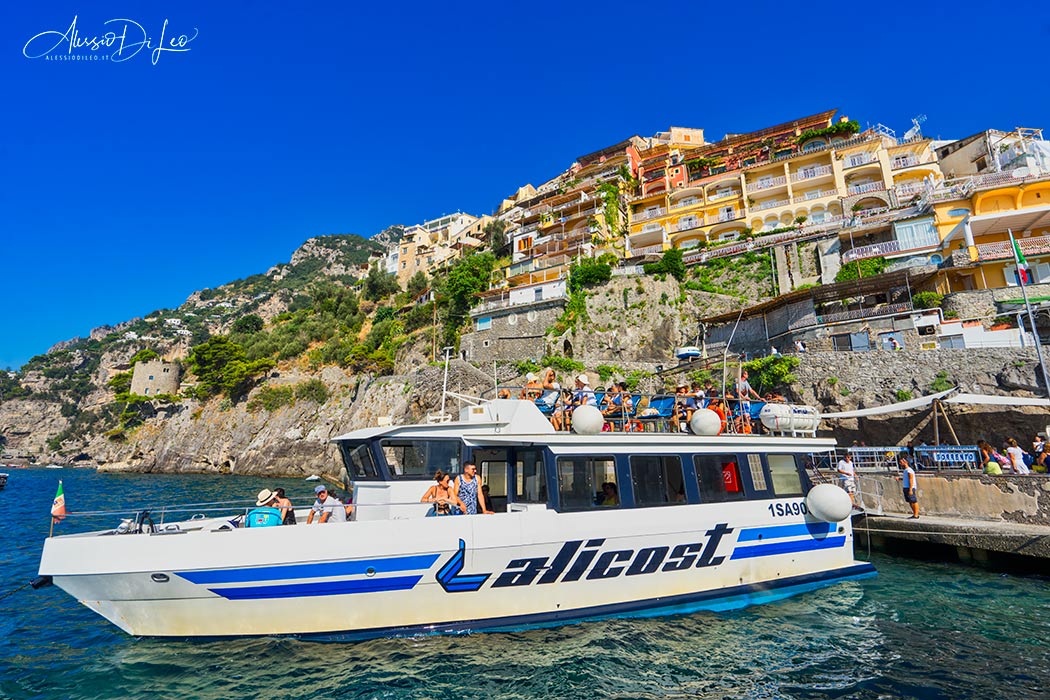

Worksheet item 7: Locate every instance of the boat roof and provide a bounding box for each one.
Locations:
[332,399,836,450]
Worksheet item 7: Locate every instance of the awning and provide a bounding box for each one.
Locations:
[820,389,955,419]
[946,392,1050,407]
[821,388,1050,419]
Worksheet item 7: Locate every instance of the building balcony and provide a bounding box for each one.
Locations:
[841,233,939,263]
[792,189,837,204]
[746,175,787,193]
[669,197,702,210]
[892,156,921,170]
[790,165,834,182]
[674,217,704,232]
[974,235,1050,262]
[847,182,885,195]
[844,154,879,169]
[816,302,914,325]
[630,243,666,257]
[717,209,744,222]
[894,182,926,199]
[754,198,791,211]
[633,206,667,221]
[707,189,741,203]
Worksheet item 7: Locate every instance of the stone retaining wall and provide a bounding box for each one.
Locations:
[856,472,1050,526]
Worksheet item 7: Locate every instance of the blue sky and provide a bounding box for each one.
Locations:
[3,1,1048,369]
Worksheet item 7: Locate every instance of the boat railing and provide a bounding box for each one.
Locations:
[496,386,794,435]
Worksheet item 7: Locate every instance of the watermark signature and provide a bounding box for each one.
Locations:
[23,16,198,65]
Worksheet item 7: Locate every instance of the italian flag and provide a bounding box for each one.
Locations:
[1013,236,1031,285]
[51,481,66,524]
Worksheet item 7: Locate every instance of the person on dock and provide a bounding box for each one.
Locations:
[836,452,858,509]
[898,456,919,519]
[1005,438,1031,475]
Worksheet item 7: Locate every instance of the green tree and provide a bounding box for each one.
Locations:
[835,256,887,283]
[406,271,429,298]
[441,252,495,346]
[187,336,274,401]
[484,220,508,253]
[568,255,614,293]
[643,247,687,281]
[363,264,401,301]
[742,355,801,393]
[912,291,944,309]
[128,348,159,365]
[231,314,264,334]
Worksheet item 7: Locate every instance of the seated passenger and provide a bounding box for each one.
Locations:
[273,487,296,525]
[598,482,619,506]
[307,484,347,524]
[497,388,512,399]
[573,374,596,408]
[674,382,697,428]
[421,470,466,516]
[539,369,560,408]
[520,373,543,400]
[551,388,574,431]
[247,489,282,528]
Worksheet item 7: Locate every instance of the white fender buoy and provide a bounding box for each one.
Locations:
[572,405,604,435]
[806,483,853,522]
[689,408,722,436]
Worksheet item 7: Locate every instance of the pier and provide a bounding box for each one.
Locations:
[844,469,1050,572]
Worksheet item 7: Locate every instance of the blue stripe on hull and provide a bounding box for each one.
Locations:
[211,574,423,600]
[177,554,440,585]
[303,562,877,641]
[149,562,876,640]
[737,522,836,542]
[731,535,847,560]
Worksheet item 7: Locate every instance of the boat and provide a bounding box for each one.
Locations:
[675,345,702,361]
[44,464,63,469]
[36,399,872,639]
[304,474,321,481]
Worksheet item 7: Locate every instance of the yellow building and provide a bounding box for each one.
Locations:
[625,111,944,269]
[395,212,484,285]
[934,169,1050,292]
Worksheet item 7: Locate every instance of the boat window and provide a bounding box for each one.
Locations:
[557,456,618,510]
[340,442,381,480]
[380,440,461,479]
[746,454,768,491]
[479,459,508,512]
[516,449,547,503]
[767,454,804,495]
[693,454,746,503]
[629,455,685,507]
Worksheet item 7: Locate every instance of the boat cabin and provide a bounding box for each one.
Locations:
[333,400,828,522]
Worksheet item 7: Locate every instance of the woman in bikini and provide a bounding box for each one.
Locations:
[420,470,467,516]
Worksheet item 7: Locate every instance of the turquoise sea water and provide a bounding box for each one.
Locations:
[1,468,1047,700]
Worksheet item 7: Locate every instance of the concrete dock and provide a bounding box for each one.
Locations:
[835,470,1050,572]
[854,513,1050,570]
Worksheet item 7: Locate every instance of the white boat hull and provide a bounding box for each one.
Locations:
[41,499,870,638]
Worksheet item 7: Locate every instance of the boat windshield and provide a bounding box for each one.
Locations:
[380,439,461,479]
[339,441,381,480]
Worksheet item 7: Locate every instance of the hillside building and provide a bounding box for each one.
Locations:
[130,359,180,397]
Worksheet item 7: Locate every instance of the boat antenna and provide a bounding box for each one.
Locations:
[440,346,454,419]
[721,309,745,396]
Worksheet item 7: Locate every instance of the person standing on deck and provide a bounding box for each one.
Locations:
[898,456,919,519]
[454,461,492,514]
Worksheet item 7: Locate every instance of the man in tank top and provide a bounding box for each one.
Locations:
[454,461,492,515]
